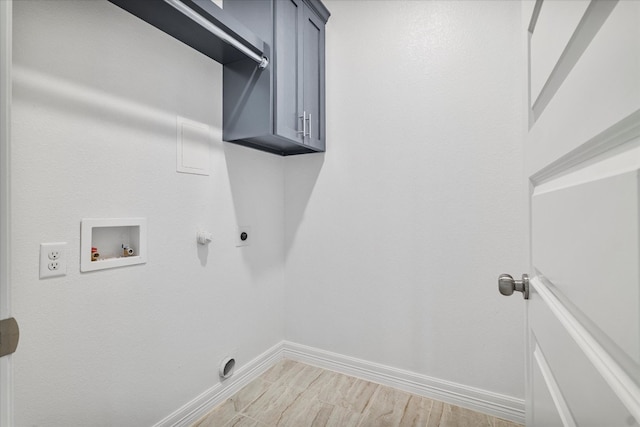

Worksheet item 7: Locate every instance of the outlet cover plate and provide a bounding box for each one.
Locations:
[39,242,67,279]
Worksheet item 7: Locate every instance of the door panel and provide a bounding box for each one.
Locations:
[530,291,634,426]
[530,0,590,104]
[525,0,640,425]
[527,0,640,178]
[531,340,574,427]
[274,0,303,143]
[303,6,324,150]
[532,157,640,370]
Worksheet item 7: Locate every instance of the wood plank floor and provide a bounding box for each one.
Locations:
[192,359,523,427]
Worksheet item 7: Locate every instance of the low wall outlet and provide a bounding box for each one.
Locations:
[236,226,251,247]
[40,242,67,279]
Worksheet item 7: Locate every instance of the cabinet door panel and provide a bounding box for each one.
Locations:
[275,0,304,143]
[303,5,325,150]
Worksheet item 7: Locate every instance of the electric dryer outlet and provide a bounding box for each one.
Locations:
[236,226,251,247]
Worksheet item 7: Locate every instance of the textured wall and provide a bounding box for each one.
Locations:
[284,0,527,399]
[10,0,528,424]
[11,1,284,425]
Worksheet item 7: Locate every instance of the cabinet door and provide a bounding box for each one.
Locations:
[274,0,304,143]
[302,4,325,150]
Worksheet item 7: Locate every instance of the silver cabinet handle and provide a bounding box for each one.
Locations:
[498,273,529,299]
[306,113,311,138]
[297,111,306,137]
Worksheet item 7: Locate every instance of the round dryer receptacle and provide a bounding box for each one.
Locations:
[219,356,236,379]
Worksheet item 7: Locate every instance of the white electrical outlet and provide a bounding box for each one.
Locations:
[236,226,251,247]
[40,242,67,278]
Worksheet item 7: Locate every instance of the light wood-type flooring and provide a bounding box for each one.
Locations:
[193,359,523,427]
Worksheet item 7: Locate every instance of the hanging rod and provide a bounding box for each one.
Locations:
[163,0,269,69]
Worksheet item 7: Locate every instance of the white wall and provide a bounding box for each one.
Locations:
[11,0,527,424]
[284,0,527,399]
[11,1,284,425]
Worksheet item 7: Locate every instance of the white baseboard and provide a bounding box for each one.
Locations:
[152,342,283,427]
[282,341,525,425]
[157,340,525,426]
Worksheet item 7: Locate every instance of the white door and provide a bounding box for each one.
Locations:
[519,0,640,425]
[0,0,12,426]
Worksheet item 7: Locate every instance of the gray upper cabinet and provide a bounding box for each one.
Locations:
[223,0,330,156]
